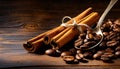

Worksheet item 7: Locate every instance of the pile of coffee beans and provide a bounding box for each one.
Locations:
[45,19,120,64]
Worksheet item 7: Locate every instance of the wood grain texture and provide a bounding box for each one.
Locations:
[0,0,120,68]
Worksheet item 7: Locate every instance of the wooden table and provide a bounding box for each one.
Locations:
[0,0,120,69]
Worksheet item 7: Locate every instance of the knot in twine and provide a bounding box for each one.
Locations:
[61,16,92,33]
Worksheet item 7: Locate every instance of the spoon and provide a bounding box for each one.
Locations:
[86,0,118,50]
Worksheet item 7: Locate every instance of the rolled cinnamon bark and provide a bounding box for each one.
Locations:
[50,12,95,48]
[51,12,99,50]
[43,7,93,45]
[23,7,93,53]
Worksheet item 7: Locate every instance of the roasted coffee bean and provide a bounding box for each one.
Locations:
[97,50,105,54]
[114,19,120,26]
[101,57,110,62]
[113,28,120,32]
[61,51,72,57]
[103,52,115,59]
[106,40,119,47]
[103,32,109,36]
[75,53,84,60]
[80,45,89,50]
[74,39,84,47]
[99,42,107,49]
[115,51,120,57]
[79,33,86,39]
[83,52,93,59]
[101,54,111,62]
[84,41,96,47]
[115,46,120,51]
[86,33,94,40]
[101,22,111,32]
[77,50,82,54]
[45,49,57,56]
[94,34,101,41]
[93,50,104,59]
[113,36,120,41]
[104,31,115,40]
[63,56,75,63]
[84,39,88,43]
[93,53,102,59]
[105,48,114,53]
[69,48,77,55]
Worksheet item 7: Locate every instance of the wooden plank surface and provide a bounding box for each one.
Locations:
[0,0,120,69]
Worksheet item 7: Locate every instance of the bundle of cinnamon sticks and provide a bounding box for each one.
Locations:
[23,7,99,53]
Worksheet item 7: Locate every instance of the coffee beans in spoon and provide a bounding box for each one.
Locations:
[74,19,120,63]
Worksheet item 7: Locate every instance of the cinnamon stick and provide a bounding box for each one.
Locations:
[23,7,93,53]
[51,12,99,50]
[43,7,93,45]
[50,12,95,48]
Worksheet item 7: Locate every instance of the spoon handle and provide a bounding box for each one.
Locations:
[96,0,118,28]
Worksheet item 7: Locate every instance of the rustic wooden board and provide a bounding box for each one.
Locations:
[0,0,120,69]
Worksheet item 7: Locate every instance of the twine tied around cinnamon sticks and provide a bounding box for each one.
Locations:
[61,16,93,33]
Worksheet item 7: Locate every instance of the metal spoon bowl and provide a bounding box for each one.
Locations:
[85,0,118,50]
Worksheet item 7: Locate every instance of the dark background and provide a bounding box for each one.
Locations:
[0,0,119,30]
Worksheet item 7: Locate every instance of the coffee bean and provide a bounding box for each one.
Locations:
[115,46,120,51]
[114,19,120,26]
[101,57,110,62]
[101,54,111,62]
[80,45,89,50]
[103,32,109,36]
[74,39,84,47]
[77,50,82,54]
[97,50,105,54]
[69,48,77,55]
[45,49,57,56]
[115,51,120,57]
[99,42,107,49]
[61,51,72,57]
[106,40,119,47]
[93,53,102,59]
[83,52,93,59]
[93,50,104,59]
[86,33,94,40]
[113,28,120,32]
[79,33,86,39]
[84,41,96,47]
[63,56,75,63]
[84,39,88,43]
[102,22,111,32]
[75,53,84,60]
[104,52,115,59]
[105,48,114,53]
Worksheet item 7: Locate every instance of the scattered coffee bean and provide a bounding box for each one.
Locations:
[45,49,57,56]
[61,51,72,57]
[83,52,93,59]
[115,51,120,57]
[105,48,114,53]
[75,53,84,60]
[114,18,120,26]
[63,56,75,63]
[115,46,120,51]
